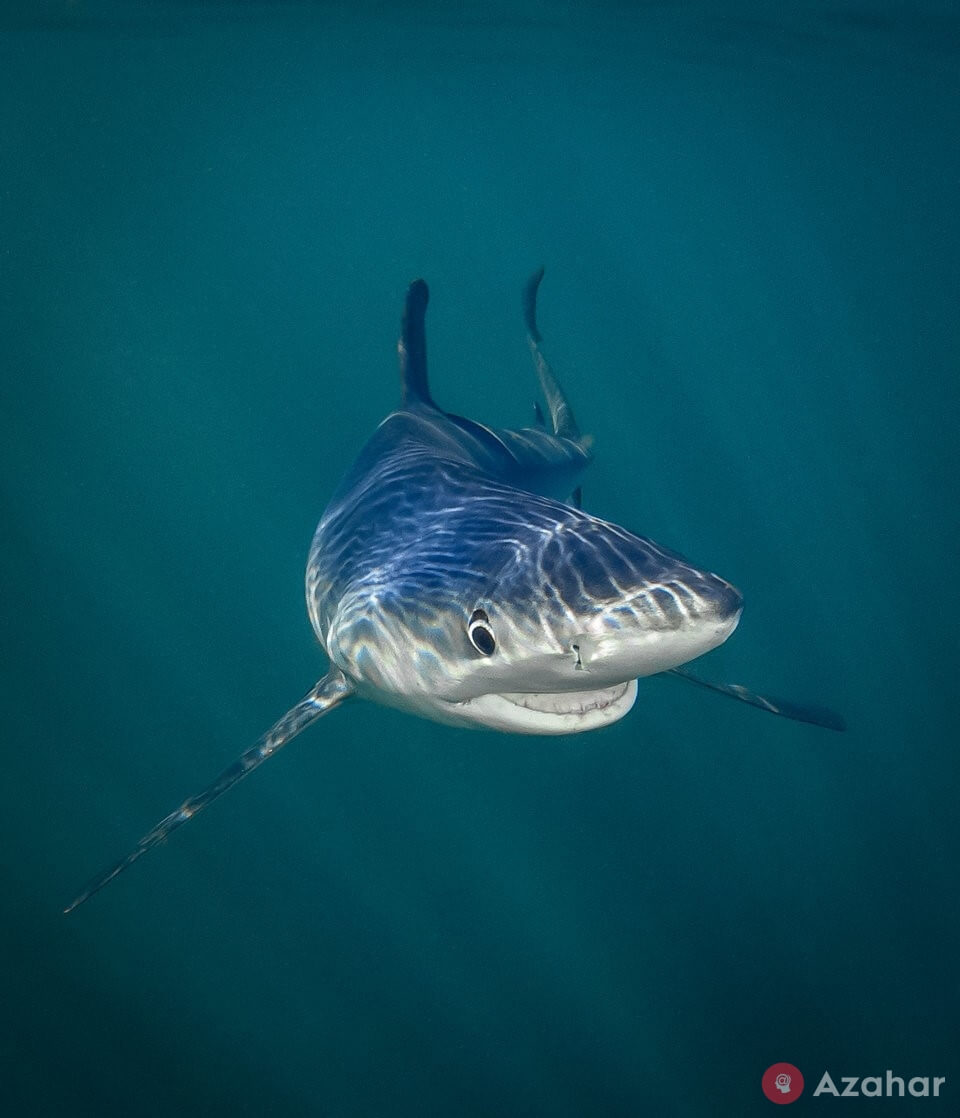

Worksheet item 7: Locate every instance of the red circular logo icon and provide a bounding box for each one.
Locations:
[762,1063,804,1104]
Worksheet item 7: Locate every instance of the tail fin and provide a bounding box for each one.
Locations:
[523,269,581,441]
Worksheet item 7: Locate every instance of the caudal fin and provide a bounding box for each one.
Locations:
[523,269,581,441]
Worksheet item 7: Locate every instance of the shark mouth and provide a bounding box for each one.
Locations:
[454,679,638,735]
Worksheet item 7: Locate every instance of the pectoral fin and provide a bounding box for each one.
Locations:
[64,669,355,913]
[668,665,845,731]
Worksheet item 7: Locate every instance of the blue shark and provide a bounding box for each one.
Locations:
[65,271,843,912]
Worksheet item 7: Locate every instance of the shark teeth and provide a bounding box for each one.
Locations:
[498,684,631,716]
[450,679,639,734]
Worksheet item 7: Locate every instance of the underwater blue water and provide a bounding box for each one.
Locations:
[2,2,958,1115]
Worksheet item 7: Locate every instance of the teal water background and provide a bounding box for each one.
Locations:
[2,2,958,1115]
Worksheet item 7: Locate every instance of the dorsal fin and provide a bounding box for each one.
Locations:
[398,279,435,408]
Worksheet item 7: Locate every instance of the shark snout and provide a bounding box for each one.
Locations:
[570,570,743,682]
[636,570,743,630]
[708,578,743,623]
[680,571,743,637]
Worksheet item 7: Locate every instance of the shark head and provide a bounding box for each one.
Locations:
[322,502,742,735]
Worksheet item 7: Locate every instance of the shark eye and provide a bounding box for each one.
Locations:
[467,608,496,656]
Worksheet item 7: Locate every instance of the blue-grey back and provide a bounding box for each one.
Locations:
[306,401,592,646]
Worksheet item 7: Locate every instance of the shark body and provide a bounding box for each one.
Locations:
[66,271,842,913]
